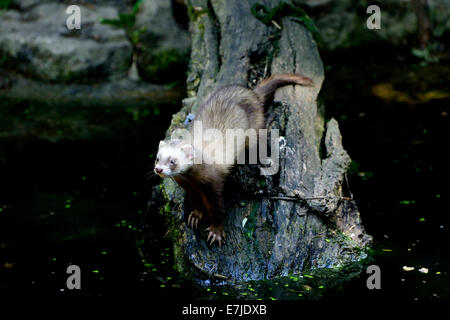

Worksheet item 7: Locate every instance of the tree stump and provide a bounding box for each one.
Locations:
[157,0,371,282]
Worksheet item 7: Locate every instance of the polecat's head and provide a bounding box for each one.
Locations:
[154,140,194,177]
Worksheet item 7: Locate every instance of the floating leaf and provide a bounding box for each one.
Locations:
[418,267,429,274]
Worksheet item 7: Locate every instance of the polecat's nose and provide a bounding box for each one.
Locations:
[155,167,163,174]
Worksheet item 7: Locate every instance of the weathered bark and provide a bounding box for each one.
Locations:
[159,0,371,282]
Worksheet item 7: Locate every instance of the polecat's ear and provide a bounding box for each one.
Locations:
[181,144,194,160]
[159,140,166,149]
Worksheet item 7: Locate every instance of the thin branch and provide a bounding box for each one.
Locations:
[269,196,353,201]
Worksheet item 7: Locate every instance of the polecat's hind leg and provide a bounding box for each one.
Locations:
[206,225,226,248]
[200,178,226,247]
[188,209,203,229]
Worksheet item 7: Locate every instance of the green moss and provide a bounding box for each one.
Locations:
[158,183,181,242]
[170,110,188,127]
[187,4,210,22]
[243,202,260,240]
[163,202,171,214]
[333,231,367,256]
[198,22,205,38]
[158,202,178,240]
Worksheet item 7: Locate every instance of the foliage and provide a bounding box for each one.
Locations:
[251,1,322,46]
[0,0,11,10]
[187,5,210,22]
[101,0,147,46]
[411,47,439,67]
[101,0,144,35]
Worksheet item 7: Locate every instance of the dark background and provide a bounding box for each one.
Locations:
[0,0,448,304]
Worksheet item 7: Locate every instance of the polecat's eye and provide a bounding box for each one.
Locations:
[156,156,160,162]
[170,159,176,165]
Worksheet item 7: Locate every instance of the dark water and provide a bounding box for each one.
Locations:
[0,46,448,302]
[320,46,449,301]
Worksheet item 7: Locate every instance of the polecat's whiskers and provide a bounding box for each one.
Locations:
[145,170,156,180]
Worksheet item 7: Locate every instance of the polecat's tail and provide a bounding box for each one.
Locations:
[253,73,313,107]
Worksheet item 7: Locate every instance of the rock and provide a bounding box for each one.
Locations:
[292,0,333,8]
[134,0,191,83]
[0,3,132,83]
[11,0,42,9]
[0,73,184,142]
[0,73,184,108]
[293,0,449,50]
[11,0,136,11]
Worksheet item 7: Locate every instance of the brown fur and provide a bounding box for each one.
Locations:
[164,74,313,246]
[253,73,313,108]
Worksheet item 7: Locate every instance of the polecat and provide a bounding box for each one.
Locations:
[154,74,313,247]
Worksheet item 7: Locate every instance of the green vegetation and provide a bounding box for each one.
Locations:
[411,47,439,67]
[101,0,146,46]
[158,184,181,242]
[101,0,143,30]
[193,258,370,300]
[187,5,210,22]
[0,0,11,10]
[251,2,322,46]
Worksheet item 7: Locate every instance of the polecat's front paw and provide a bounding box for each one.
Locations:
[188,210,203,229]
[205,225,226,247]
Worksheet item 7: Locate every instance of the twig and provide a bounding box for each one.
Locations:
[343,173,354,200]
[269,196,353,202]
[271,20,282,30]
[269,196,326,201]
